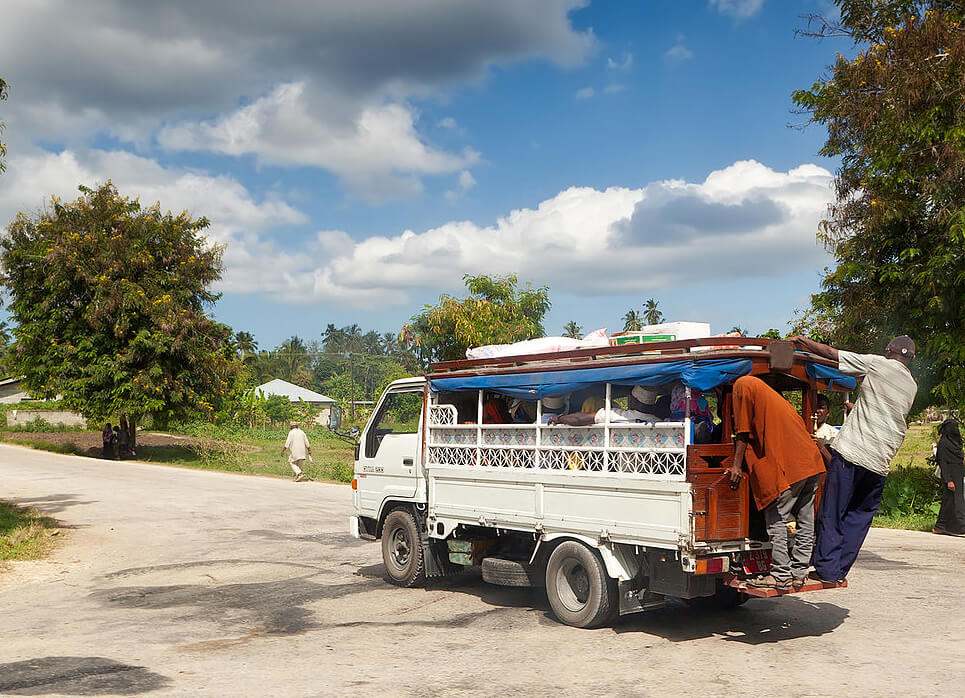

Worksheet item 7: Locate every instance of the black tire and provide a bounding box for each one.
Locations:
[381,509,426,588]
[683,581,749,610]
[481,557,544,587]
[544,541,617,628]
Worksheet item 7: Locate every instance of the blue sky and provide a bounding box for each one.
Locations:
[0,0,846,351]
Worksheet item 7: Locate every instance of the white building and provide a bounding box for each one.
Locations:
[254,379,336,425]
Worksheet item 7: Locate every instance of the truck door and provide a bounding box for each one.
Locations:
[356,386,423,513]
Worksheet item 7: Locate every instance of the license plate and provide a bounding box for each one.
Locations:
[742,550,771,575]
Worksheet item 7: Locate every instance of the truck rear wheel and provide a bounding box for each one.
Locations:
[545,541,617,628]
[381,509,425,588]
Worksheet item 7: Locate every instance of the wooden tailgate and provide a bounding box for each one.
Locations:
[687,444,749,541]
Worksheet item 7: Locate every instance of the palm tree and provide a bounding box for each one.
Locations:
[279,336,307,382]
[235,331,257,360]
[644,299,663,325]
[562,321,583,339]
[622,309,643,332]
[729,325,749,336]
[323,323,345,354]
[382,332,401,355]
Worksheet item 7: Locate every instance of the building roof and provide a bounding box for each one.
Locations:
[255,379,335,404]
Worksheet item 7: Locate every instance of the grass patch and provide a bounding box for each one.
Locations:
[0,502,60,561]
[871,511,936,532]
[152,424,355,483]
[890,423,937,469]
[0,434,86,456]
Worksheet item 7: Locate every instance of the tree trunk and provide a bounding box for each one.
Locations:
[127,415,137,450]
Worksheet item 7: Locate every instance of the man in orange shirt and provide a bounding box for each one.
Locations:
[726,376,826,589]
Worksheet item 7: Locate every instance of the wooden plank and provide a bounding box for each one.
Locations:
[723,574,848,597]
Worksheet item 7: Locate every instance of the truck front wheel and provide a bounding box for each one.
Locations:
[381,509,426,588]
[545,541,617,628]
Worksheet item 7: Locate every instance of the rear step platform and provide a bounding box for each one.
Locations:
[723,574,848,598]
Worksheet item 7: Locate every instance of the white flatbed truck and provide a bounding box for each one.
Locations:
[349,337,850,627]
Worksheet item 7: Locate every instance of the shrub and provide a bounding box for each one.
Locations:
[878,465,941,518]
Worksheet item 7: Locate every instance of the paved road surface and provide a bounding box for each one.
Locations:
[1,444,963,697]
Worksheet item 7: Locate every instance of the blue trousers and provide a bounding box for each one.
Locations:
[813,451,886,581]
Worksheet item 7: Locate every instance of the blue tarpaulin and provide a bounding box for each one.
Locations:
[805,361,857,390]
[429,359,753,400]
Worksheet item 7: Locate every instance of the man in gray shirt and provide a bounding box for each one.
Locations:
[790,335,918,583]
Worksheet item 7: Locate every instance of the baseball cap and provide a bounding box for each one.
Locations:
[886,335,916,359]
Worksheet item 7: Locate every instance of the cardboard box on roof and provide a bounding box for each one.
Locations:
[609,322,711,346]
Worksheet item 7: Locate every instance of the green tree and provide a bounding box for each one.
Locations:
[0,182,239,445]
[562,321,583,339]
[729,325,748,336]
[235,331,257,360]
[401,274,551,364]
[622,309,642,332]
[759,328,783,339]
[794,1,965,410]
[0,77,8,174]
[278,335,308,383]
[643,298,663,325]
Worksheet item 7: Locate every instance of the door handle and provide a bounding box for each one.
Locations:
[403,457,413,466]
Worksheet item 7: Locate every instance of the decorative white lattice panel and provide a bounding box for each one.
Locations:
[429,404,457,426]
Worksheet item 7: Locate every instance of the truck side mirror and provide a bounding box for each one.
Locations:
[327,405,342,431]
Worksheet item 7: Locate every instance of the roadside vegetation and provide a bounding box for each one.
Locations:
[0,501,60,561]
[873,423,943,532]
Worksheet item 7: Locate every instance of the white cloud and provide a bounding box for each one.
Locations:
[0,155,834,309]
[709,0,765,20]
[211,159,832,308]
[438,117,458,129]
[574,87,596,100]
[607,53,634,71]
[445,170,477,201]
[158,82,479,203]
[0,147,309,300]
[664,39,695,62]
[0,0,593,201]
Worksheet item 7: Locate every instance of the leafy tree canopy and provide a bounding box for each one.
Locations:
[793,1,965,410]
[0,182,239,434]
[401,274,551,364]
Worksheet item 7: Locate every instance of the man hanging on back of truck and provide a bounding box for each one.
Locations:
[727,375,826,590]
[789,335,918,584]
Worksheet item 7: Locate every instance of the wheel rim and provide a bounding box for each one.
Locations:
[389,526,411,570]
[555,558,590,613]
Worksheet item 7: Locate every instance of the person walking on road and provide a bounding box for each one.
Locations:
[281,421,311,482]
[789,335,918,583]
[726,375,826,590]
[933,418,965,536]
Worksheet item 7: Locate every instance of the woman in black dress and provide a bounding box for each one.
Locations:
[102,423,114,459]
[934,418,965,536]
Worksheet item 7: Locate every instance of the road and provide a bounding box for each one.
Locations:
[1,444,963,697]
